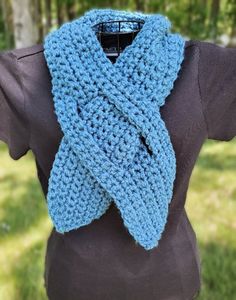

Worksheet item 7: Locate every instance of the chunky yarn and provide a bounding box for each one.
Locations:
[43,8,185,250]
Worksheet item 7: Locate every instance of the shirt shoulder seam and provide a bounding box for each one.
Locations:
[195,41,210,138]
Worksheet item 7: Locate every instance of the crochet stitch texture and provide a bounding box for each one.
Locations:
[43,8,185,250]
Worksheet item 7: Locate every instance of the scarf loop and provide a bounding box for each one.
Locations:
[43,8,185,250]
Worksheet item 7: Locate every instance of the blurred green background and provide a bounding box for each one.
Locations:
[0,0,236,50]
[0,1,235,299]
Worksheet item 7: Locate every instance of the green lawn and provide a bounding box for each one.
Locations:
[0,139,235,300]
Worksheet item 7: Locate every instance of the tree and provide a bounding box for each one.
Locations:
[11,0,39,48]
[44,0,52,33]
[0,0,14,49]
[210,0,220,41]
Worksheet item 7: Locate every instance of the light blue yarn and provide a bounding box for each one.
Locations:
[43,8,185,250]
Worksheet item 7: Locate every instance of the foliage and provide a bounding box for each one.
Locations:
[0,0,236,50]
[0,144,50,299]
[186,139,236,299]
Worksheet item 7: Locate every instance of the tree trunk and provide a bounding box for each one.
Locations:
[11,0,39,48]
[44,0,52,33]
[56,0,66,26]
[229,0,236,46]
[1,0,14,49]
[187,0,193,32]
[210,0,220,41]
[66,0,78,21]
[135,0,145,12]
[35,0,43,43]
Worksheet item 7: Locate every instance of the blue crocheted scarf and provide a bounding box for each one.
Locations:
[43,8,185,250]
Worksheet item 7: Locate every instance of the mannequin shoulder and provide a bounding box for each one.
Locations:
[183,38,225,49]
[185,38,233,53]
[182,39,235,62]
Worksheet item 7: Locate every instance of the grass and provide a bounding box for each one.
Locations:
[0,139,236,300]
[186,139,236,300]
[0,143,51,300]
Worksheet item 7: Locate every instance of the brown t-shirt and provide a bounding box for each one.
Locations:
[0,39,236,300]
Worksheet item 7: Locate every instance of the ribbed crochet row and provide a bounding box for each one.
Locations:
[43,8,185,250]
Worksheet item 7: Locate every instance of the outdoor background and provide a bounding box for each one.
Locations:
[0,1,235,300]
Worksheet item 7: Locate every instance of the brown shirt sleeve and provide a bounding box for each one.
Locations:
[0,50,30,159]
[198,40,236,141]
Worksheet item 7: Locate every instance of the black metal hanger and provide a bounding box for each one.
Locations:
[92,20,145,63]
